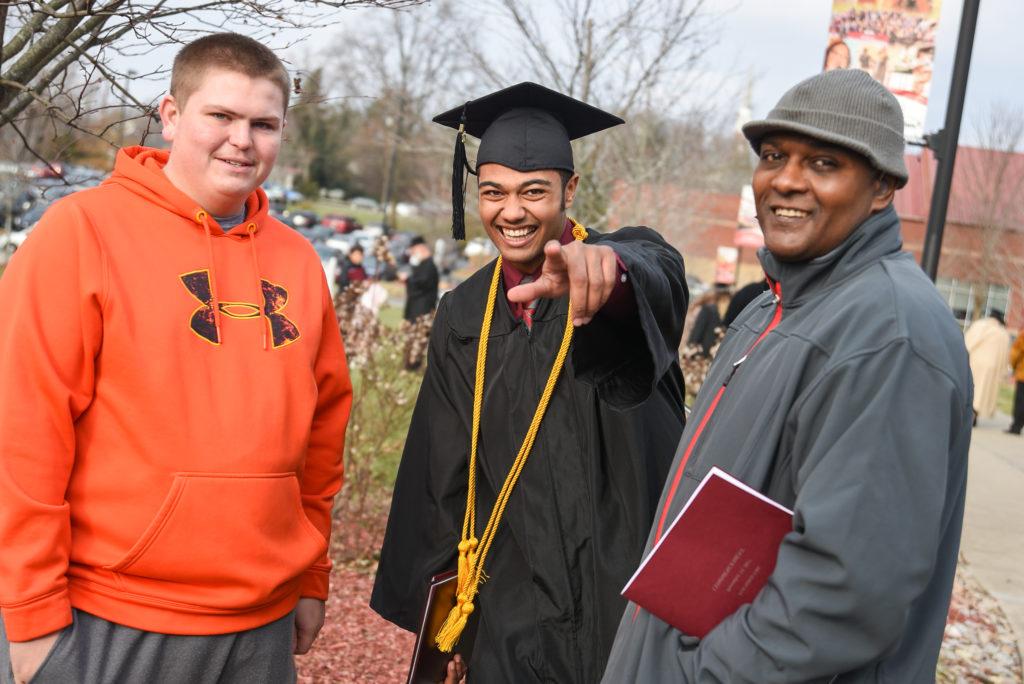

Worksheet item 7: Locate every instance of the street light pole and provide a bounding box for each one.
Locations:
[920,0,981,281]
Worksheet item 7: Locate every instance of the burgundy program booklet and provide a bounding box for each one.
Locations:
[622,466,793,638]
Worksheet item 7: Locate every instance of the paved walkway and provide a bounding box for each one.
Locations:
[961,412,1024,644]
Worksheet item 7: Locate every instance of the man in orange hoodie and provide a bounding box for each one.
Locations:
[0,34,351,683]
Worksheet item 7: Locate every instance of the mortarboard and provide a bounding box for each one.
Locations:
[433,82,624,239]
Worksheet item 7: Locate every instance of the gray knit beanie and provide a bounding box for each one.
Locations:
[742,69,908,187]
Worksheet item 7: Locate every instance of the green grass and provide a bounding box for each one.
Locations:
[997,383,1014,415]
[295,198,450,240]
[377,305,403,329]
[294,197,490,243]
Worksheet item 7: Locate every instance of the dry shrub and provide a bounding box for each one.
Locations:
[680,329,724,404]
[331,281,433,565]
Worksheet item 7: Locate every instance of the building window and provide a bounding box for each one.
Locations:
[936,278,1012,329]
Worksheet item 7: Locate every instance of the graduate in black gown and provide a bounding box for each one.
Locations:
[370,83,689,683]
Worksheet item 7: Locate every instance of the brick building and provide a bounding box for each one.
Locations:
[609,145,1024,330]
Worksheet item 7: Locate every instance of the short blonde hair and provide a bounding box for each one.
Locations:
[170,33,290,111]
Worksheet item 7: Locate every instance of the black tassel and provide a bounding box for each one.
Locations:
[452,126,468,241]
[450,106,477,241]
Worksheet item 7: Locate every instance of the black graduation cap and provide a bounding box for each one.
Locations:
[433,82,624,239]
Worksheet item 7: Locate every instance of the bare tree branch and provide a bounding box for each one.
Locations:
[1,0,427,147]
[457,0,728,229]
[947,101,1024,316]
[0,109,64,174]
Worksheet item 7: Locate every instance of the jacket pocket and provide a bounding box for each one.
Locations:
[105,473,327,611]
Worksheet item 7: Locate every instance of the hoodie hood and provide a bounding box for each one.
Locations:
[104,146,271,237]
[105,146,280,349]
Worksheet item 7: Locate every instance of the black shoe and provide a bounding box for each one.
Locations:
[1005,428,1022,435]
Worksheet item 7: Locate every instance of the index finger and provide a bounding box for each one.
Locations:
[563,245,590,326]
[506,278,555,303]
[541,240,568,274]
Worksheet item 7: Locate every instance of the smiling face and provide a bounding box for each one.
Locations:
[753,133,895,263]
[160,68,285,216]
[477,164,579,273]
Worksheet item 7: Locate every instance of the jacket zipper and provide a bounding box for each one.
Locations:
[631,283,783,625]
[654,281,784,545]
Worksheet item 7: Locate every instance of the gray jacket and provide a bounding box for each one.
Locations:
[602,206,972,683]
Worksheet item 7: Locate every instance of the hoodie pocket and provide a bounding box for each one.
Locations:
[105,473,327,611]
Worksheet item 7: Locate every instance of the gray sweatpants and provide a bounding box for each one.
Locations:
[1,609,296,684]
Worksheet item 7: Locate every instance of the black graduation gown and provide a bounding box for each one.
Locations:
[371,226,688,683]
[688,303,723,356]
[404,258,440,322]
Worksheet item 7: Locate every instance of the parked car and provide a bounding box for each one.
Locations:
[30,162,64,179]
[324,234,356,254]
[349,196,380,212]
[284,209,319,228]
[294,225,334,244]
[269,209,294,227]
[321,214,362,234]
[263,184,304,204]
[361,223,387,238]
[370,254,398,282]
[1,202,46,253]
[433,237,465,274]
[686,273,709,300]
[387,231,415,264]
[312,243,341,299]
[395,202,419,217]
[17,203,48,231]
[464,237,498,258]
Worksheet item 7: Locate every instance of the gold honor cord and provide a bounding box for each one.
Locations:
[435,220,589,652]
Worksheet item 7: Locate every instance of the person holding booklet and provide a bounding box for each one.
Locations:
[602,69,972,683]
[370,82,688,683]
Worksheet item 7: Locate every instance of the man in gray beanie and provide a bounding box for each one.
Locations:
[601,69,972,683]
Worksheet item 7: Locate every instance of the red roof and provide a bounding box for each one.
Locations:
[896,146,1024,228]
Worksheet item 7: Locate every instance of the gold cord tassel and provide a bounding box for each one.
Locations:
[436,539,482,650]
[435,587,476,652]
[435,221,587,653]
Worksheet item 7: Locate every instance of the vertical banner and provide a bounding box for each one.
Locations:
[734,185,764,249]
[714,246,739,286]
[824,0,943,142]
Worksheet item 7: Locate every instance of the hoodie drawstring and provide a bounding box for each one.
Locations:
[196,211,267,350]
[196,211,224,342]
[247,223,268,351]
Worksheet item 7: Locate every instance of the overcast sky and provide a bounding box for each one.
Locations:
[705,0,1022,147]
[124,0,1021,149]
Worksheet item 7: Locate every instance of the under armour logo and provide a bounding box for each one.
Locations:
[180,270,300,348]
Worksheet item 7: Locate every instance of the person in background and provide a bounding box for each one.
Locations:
[401,236,440,323]
[721,279,770,328]
[1007,329,1024,435]
[687,287,731,356]
[336,243,368,291]
[964,310,1011,425]
[823,36,852,70]
[0,33,350,684]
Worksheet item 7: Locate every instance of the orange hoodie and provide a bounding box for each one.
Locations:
[0,147,351,642]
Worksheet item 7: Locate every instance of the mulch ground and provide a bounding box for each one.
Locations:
[297,538,1023,683]
[297,562,414,684]
[939,558,1023,683]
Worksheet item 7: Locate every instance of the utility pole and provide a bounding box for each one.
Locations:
[920,0,982,281]
[379,93,406,235]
